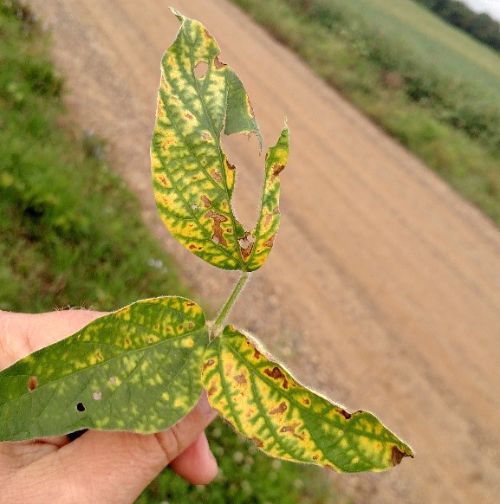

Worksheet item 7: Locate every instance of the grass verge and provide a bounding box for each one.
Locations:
[0,2,336,502]
[230,0,500,224]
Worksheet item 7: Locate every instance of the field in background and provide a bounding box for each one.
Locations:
[0,3,334,503]
[231,0,500,223]
[415,0,500,52]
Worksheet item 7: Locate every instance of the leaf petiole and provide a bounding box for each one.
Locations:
[211,271,250,339]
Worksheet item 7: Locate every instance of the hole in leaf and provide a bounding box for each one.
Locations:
[76,402,86,412]
[238,233,255,259]
[27,375,38,392]
[194,61,208,79]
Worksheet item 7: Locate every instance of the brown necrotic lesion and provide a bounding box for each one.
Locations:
[205,210,228,246]
[27,376,38,392]
[264,366,289,389]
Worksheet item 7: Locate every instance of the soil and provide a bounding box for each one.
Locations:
[27,1,500,502]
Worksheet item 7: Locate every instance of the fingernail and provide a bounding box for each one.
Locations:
[198,392,217,417]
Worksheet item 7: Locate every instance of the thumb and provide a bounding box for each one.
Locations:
[19,394,218,504]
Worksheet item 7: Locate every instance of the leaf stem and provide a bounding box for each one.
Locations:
[211,272,250,338]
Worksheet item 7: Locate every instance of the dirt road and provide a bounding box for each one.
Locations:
[27,1,500,502]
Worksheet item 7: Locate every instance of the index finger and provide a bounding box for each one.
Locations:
[0,310,103,369]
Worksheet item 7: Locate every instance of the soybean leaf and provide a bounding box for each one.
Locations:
[202,325,413,472]
[0,297,208,441]
[245,127,289,271]
[151,9,288,271]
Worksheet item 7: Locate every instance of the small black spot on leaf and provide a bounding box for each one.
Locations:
[76,402,86,412]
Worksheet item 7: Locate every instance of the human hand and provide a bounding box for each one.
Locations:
[0,309,218,503]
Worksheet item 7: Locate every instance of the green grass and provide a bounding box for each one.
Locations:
[138,420,332,504]
[230,0,500,224]
[0,2,337,502]
[0,5,187,312]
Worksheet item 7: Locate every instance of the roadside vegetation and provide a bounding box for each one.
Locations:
[231,0,500,224]
[0,2,335,503]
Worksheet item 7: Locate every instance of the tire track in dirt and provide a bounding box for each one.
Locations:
[27,1,500,502]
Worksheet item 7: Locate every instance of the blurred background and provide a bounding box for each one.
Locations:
[1,0,499,502]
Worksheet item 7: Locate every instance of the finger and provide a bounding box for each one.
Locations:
[0,310,102,368]
[0,435,69,470]
[19,394,218,504]
[169,432,218,485]
[25,310,103,349]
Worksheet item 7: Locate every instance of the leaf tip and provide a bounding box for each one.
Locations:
[391,444,414,467]
[169,6,185,23]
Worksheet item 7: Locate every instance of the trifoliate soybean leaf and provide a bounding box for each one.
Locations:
[0,297,207,441]
[151,9,287,271]
[202,325,413,473]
